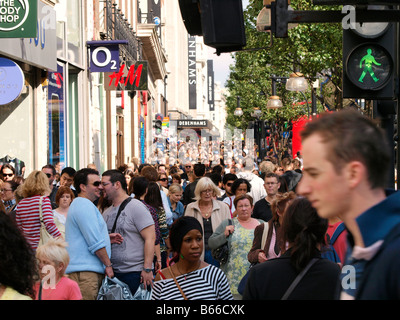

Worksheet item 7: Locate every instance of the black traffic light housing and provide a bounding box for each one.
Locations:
[343,23,398,100]
[154,120,162,135]
[178,0,246,55]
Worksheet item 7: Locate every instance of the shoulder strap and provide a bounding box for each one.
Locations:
[39,196,44,221]
[261,222,269,250]
[330,222,346,244]
[168,266,187,300]
[281,258,319,300]
[111,197,132,233]
[158,269,167,280]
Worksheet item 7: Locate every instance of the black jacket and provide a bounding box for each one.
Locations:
[243,251,341,300]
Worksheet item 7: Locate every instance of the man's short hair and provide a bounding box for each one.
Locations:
[264,172,280,182]
[222,173,237,185]
[301,108,390,189]
[61,167,76,178]
[102,169,127,193]
[74,168,99,194]
[42,164,56,176]
[193,163,206,177]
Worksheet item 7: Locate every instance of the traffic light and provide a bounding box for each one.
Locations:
[343,22,397,99]
[154,120,162,135]
[178,0,246,54]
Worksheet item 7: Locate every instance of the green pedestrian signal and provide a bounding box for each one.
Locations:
[359,48,381,83]
[342,22,397,100]
[345,43,393,92]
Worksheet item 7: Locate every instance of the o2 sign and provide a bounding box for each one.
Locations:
[87,40,128,73]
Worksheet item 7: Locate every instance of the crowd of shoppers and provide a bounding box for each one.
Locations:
[1,108,400,301]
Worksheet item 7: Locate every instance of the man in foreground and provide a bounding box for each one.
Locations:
[297,109,400,299]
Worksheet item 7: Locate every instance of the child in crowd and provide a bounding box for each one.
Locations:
[35,239,82,300]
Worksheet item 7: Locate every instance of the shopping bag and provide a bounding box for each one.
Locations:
[132,283,152,300]
[97,276,134,300]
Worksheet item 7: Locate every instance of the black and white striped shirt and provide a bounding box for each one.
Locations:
[152,265,233,300]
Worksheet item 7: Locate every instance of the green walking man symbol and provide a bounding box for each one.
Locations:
[359,48,381,83]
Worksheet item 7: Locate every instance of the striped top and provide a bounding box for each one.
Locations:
[152,265,233,300]
[16,196,62,250]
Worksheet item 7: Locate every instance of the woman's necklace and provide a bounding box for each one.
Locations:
[176,260,202,280]
[199,202,213,220]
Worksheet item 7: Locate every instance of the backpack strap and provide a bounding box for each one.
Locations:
[111,197,132,233]
[330,222,346,245]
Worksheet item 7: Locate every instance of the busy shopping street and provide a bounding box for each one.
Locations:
[0,0,400,309]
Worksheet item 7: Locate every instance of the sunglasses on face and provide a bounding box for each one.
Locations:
[92,181,101,187]
[45,173,52,178]
[159,178,168,182]
[3,173,14,177]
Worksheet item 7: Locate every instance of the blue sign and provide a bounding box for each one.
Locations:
[0,58,24,105]
[87,40,128,73]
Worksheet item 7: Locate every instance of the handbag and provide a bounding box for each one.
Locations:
[281,258,318,300]
[132,283,152,300]
[97,276,134,300]
[168,266,187,300]
[211,219,232,264]
[39,196,52,246]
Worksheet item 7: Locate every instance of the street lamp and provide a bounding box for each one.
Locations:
[285,72,308,92]
[267,96,283,109]
[256,0,273,32]
[234,96,244,116]
[286,72,310,117]
[252,107,262,118]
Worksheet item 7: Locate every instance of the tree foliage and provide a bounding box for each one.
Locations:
[225,0,344,129]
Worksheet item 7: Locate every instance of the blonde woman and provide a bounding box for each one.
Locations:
[184,177,231,267]
[35,239,82,300]
[168,183,184,222]
[16,170,62,251]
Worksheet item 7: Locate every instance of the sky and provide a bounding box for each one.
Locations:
[207,0,250,87]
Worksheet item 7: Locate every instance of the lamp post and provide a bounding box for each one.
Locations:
[163,74,168,115]
[252,107,265,161]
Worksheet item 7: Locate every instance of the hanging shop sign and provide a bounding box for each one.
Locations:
[0,2,57,71]
[105,61,148,91]
[0,57,25,105]
[87,40,128,73]
[0,0,37,38]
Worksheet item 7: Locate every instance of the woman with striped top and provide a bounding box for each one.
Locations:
[152,216,233,300]
[16,171,62,251]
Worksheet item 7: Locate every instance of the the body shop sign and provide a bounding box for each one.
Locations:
[0,0,37,38]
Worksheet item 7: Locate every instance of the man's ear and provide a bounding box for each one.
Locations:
[79,183,87,194]
[346,161,366,189]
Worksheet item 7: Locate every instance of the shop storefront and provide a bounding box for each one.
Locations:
[0,1,57,175]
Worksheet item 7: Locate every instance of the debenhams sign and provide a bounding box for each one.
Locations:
[177,120,208,128]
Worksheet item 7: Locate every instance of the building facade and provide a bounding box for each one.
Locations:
[0,0,227,176]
